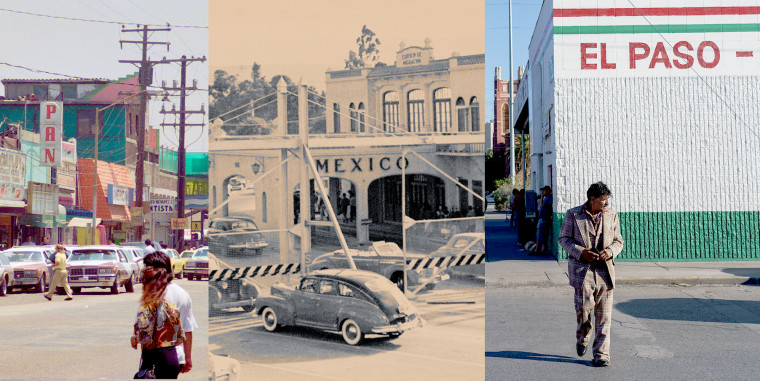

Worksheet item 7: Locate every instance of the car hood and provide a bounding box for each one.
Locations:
[68,260,118,267]
[10,263,47,271]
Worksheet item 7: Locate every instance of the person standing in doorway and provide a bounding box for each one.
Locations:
[44,244,73,301]
[348,190,357,223]
[558,181,624,367]
[532,186,553,256]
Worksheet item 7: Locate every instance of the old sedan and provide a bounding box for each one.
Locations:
[67,246,138,294]
[208,216,268,256]
[430,233,485,278]
[183,246,209,280]
[254,269,424,345]
[0,252,14,296]
[4,247,55,293]
[310,241,446,291]
[208,253,259,314]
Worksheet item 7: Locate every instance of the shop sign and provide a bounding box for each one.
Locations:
[27,182,58,216]
[40,101,62,167]
[66,209,93,219]
[171,217,190,230]
[62,140,77,164]
[186,178,208,196]
[131,207,143,218]
[313,156,410,175]
[107,184,133,206]
[0,148,26,187]
[150,198,177,214]
[0,184,25,203]
[191,221,202,231]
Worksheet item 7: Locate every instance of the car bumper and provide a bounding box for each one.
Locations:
[229,242,267,250]
[372,317,424,334]
[184,269,209,277]
[415,273,450,285]
[13,277,40,286]
[68,275,117,287]
[211,298,255,310]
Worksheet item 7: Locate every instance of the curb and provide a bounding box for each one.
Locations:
[486,276,760,288]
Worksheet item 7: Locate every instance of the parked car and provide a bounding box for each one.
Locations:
[121,241,161,254]
[0,252,15,296]
[183,246,209,280]
[178,248,208,279]
[310,241,445,291]
[208,216,268,256]
[163,248,184,278]
[254,269,424,345]
[430,233,485,279]
[121,246,146,281]
[67,246,139,294]
[208,252,259,314]
[4,247,55,293]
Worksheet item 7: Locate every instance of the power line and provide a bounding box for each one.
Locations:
[0,8,207,28]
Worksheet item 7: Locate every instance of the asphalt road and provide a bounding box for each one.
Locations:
[210,278,485,380]
[0,278,209,380]
[486,284,760,380]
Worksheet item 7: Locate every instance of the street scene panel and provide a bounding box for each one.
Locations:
[0,2,209,379]
[486,0,760,377]
[209,0,485,379]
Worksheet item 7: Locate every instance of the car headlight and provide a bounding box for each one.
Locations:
[220,281,229,290]
[99,267,116,275]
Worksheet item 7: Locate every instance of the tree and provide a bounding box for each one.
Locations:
[344,25,381,69]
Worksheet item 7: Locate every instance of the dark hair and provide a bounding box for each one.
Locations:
[587,182,612,200]
[144,239,152,245]
[143,251,172,276]
[512,189,519,195]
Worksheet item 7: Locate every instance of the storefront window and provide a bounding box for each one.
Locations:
[470,96,480,132]
[433,88,451,132]
[383,91,399,133]
[407,89,424,133]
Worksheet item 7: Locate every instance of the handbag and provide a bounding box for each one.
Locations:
[134,304,160,379]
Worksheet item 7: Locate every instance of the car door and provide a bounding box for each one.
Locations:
[292,277,321,326]
[314,279,342,329]
[116,250,131,282]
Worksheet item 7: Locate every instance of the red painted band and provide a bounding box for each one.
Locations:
[555,6,760,18]
[736,51,754,57]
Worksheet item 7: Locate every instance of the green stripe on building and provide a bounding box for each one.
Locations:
[551,211,760,261]
[554,23,760,35]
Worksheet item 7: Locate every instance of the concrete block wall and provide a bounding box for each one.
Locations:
[551,76,760,260]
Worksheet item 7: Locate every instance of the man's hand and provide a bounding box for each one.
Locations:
[130,335,138,349]
[597,249,612,261]
[181,360,192,373]
[580,249,599,262]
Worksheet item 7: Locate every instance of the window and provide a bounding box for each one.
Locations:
[503,84,508,92]
[62,84,77,100]
[382,91,400,132]
[338,283,354,297]
[358,103,365,133]
[333,103,341,133]
[433,88,451,132]
[407,89,425,132]
[319,280,337,295]
[456,97,468,132]
[76,109,104,137]
[262,192,267,223]
[349,103,357,133]
[33,85,48,100]
[300,278,317,293]
[470,97,480,132]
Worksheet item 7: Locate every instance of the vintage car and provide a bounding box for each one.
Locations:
[208,252,259,314]
[254,269,424,345]
[67,246,139,294]
[4,247,55,293]
[0,252,15,296]
[209,352,241,381]
[430,233,485,278]
[310,241,446,291]
[208,216,268,256]
[183,246,209,280]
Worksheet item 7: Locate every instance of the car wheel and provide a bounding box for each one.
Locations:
[390,272,405,291]
[125,274,135,293]
[110,278,119,294]
[177,270,183,280]
[0,277,6,297]
[341,319,364,345]
[72,287,81,295]
[36,274,46,293]
[261,307,279,332]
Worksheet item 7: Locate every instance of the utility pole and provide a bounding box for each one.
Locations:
[161,55,206,253]
[119,25,170,241]
[508,0,516,186]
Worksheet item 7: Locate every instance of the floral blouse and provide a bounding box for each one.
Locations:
[134,300,185,349]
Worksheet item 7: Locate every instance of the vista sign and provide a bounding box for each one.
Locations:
[40,101,62,167]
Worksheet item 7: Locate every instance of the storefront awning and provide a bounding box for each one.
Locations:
[68,217,101,228]
[0,200,27,208]
[19,205,67,228]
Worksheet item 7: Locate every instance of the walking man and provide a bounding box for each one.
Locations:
[558,182,623,367]
[44,244,73,301]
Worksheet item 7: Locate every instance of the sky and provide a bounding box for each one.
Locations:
[210,0,484,92]
[0,0,209,152]
[485,0,543,123]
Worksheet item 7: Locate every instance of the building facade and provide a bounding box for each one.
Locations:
[516,0,760,260]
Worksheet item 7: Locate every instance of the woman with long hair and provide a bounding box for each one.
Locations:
[131,252,185,379]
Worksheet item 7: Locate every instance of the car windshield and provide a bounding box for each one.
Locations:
[372,242,402,257]
[363,278,407,305]
[180,251,195,259]
[5,251,41,263]
[195,249,208,258]
[70,250,117,261]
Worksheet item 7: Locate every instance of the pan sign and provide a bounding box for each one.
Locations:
[40,102,62,167]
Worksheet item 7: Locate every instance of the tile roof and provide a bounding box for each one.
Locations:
[77,159,134,221]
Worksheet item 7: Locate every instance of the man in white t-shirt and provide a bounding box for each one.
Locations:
[144,239,157,255]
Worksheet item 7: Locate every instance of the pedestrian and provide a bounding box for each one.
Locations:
[532,186,553,256]
[339,193,349,220]
[558,181,624,367]
[44,244,73,301]
[349,191,356,222]
[144,239,156,255]
[509,189,518,227]
[21,236,36,246]
[131,251,198,378]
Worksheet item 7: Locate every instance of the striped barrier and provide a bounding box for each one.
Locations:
[208,253,485,282]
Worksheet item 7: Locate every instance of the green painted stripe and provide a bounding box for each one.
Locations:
[554,23,760,35]
[550,211,760,261]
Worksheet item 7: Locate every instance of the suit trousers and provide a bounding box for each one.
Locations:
[46,269,73,299]
[574,265,613,361]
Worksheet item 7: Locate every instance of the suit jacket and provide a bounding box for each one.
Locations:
[559,204,624,289]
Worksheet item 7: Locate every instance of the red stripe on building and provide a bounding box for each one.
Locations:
[736,51,754,57]
[555,7,760,18]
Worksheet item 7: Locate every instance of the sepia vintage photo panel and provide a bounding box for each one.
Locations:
[208,0,485,379]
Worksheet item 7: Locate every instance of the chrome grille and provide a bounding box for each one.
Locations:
[85,268,98,275]
[70,268,83,276]
[14,270,24,279]
[196,262,208,269]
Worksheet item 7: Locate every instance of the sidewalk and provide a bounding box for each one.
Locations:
[485,209,760,287]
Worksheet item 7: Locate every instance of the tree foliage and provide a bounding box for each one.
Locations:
[344,25,381,70]
[209,63,326,136]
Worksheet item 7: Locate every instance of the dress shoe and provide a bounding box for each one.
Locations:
[43,295,52,301]
[576,343,587,357]
[591,359,609,367]
[65,297,73,301]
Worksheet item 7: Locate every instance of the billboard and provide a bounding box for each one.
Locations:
[40,101,62,167]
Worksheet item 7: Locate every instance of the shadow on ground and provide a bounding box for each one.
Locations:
[616,298,760,324]
[722,268,760,285]
[485,350,588,365]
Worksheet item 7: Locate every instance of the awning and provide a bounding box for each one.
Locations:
[108,205,131,222]
[0,200,27,208]
[19,205,67,228]
[67,217,101,228]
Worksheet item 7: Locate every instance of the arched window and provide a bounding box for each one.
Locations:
[212,186,217,209]
[349,103,357,133]
[433,88,451,132]
[456,97,468,132]
[407,89,425,133]
[333,103,340,133]
[383,91,400,132]
[358,102,365,133]
[262,192,267,223]
[470,96,480,132]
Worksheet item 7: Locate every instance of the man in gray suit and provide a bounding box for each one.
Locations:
[558,182,624,367]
